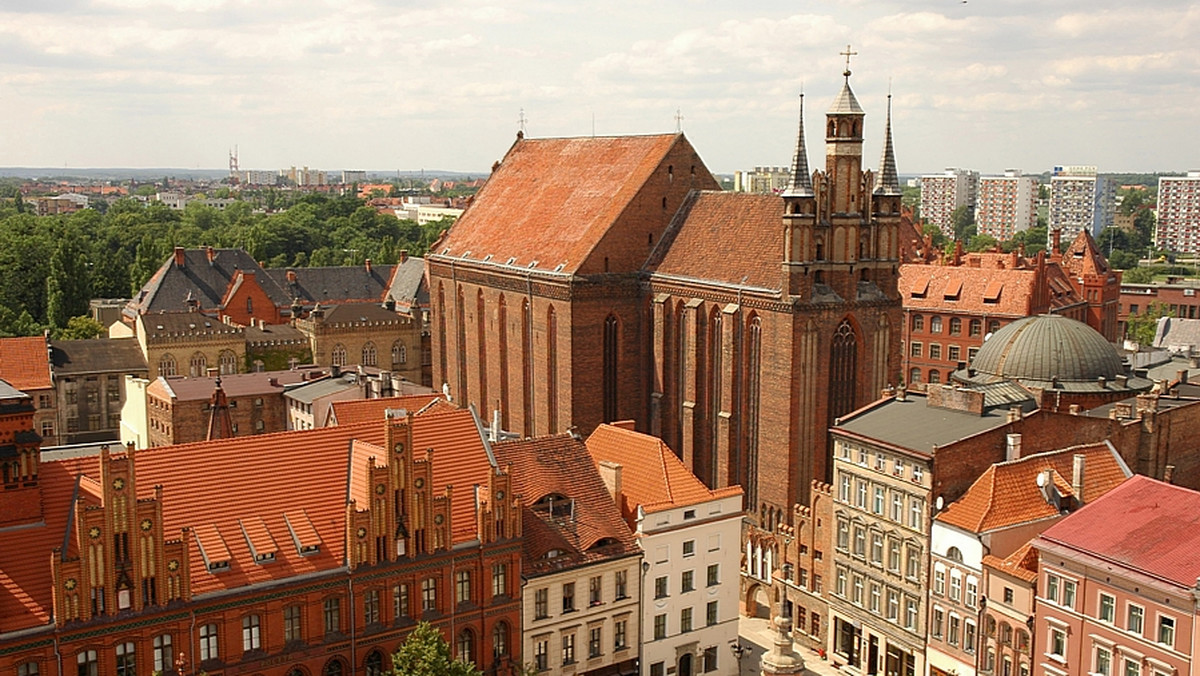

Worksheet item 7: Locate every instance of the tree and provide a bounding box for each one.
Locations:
[950,205,974,241]
[388,622,481,676]
[55,315,106,340]
[921,223,947,250]
[1126,302,1173,346]
[46,237,92,330]
[966,233,998,252]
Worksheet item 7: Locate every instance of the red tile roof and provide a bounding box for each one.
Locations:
[585,423,742,529]
[1037,475,1200,588]
[0,407,494,631]
[436,134,682,274]
[150,369,316,401]
[982,542,1038,583]
[937,442,1131,533]
[900,254,1082,317]
[1061,229,1111,279]
[329,394,446,426]
[492,433,638,575]
[0,336,52,391]
[648,191,783,290]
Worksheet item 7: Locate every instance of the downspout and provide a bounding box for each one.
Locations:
[347,569,356,676]
[53,632,62,676]
[189,608,197,676]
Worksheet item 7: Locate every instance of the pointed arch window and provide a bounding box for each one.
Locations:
[830,320,859,425]
[456,629,474,664]
[603,314,620,422]
[189,352,207,377]
[391,340,407,366]
[521,298,532,437]
[547,305,558,433]
[331,344,347,367]
[159,354,177,377]
[745,315,762,507]
[476,289,488,414]
[218,350,238,375]
[498,295,509,430]
[436,283,447,388]
[361,342,378,367]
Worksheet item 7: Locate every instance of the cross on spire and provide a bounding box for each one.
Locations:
[518,108,527,134]
[840,44,858,79]
[674,108,684,132]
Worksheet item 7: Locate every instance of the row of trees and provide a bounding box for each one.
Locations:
[0,190,453,337]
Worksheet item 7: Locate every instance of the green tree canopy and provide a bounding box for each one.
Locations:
[1126,302,1173,346]
[55,315,106,340]
[389,622,481,676]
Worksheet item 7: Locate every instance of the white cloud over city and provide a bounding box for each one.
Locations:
[0,0,1196,174]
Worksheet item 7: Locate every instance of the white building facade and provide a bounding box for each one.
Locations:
[921,168,979,237]
[1048,165,1113,240]
[1156,171,1200,254]
[975,170,1038,241]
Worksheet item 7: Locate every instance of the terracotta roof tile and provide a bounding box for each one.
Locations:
[1037,475,1200,588]
[0,336,52,391]
[982,542,1038,582]
[900,255,1083,317]
[1061,229,1110,279]
[936,441,1131,533]
[330,394,445,426]
[648,191,783,291]
[584,423,742,529]
[436,134,683,275]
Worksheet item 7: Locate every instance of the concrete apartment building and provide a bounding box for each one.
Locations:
[975,170,1038,241]
[920,168,979,237]
[1032,476,1200,676]
[1155,171,1200,254]
[1048,165,1114,240]
[586,422,744,676]
[733,166,791,194]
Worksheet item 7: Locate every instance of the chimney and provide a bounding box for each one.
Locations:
[365,258,372,273]
[399,249,409,264]
[1072,454,1085,503]
[1005,433,1022,462]
[286,269,297,283]
[896,384,907,402]
[597,461,623,503]
[1178,369,1189,385]
[1006,406,1022,423]
[1165,464,1176,484]
[206,246,215,264]
[1051,228,1062,255]
[173,246,186,267]
[491,408,502,442]
[1069,404,1081,415]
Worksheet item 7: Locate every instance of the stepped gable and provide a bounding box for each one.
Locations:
[437,133,686,275]
[936,442,1131,534]
[265,263,395,305]
[585,422,742,529]
[647,191,783,291]
[128,248,289,316]
[0,336,52,391]
[492,433,638,574]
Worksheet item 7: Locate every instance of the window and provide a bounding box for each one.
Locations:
[493,622,509,658]
[654,613,667,640]
[456,630,473,664]
[534,588,549,619]
[562,633,575,665]
[680,607,693,633]
[854,526,866,557]
[891,493,903,522]
[888,539,901,573]
[331,344,347,367]
[588,626,602,658]
[585,575,602,606]
[931,316,943,333]
[910,342,923,358]
[324,597,341,634]
[1127,604,1144,634]
[1003,587,1014,604]
[870,583,881,613]
[77,652,97,676]
[651,663,665,676]
[837,519,850,550]
[1095,646,1112,676]
[1124,659,1141,676]
[1099,593,1115,623]
[871,533,883,564]
[361,342,378,367]
[153,635,173,673]
[562,582,575,613]
[1046,574,1059,603]
[836,568,847,597]
[887,589,899,620]
[284,605,302,642]
[393,584,410,619]
[703,646,719,673]
[949,317,962,335]
[456,570,471,604]
[932,609,944,638]
[969,319,982,336]
[906,546,920,580]
[948,615,960,645]
[1049,628,1066,658]
[534,638,548,671]
[242,615,261,651]
[707,600,719,626]
[614,619,627,649]
[421,578,437,612]
[655,576,668,599]
[966,579,978,607]
[707,563,719,587]
[683,540,695,557]
[200,623,219,661]
[873,486,885,514]
[853,576,864,605]
[929,343,942,360]
[391,341,408,367]
[116,643,136,676]
[682,570,695,593]
[950,574,962,601]
[912,314,924,332]
[1158,615,1175,647]
[492,563,508,598]
[964,620,976,653]
[948,345,961,362]
[1062,579,1076,609]
[909,497,923,528]
[362,589,380,625]
[365,652,384,676]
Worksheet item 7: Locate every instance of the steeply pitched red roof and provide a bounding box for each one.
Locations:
[0,336,52,391]
[1061,229,1111,279]
[492,433,638,575]
[982,542,1038,583]
[435,134,683,275]
[1037,475,1200,588]
[585,423,742,529]
[329,393,446,426]
[937,442,1130,534]
[647,191,783,291]
[900,253,1082,317]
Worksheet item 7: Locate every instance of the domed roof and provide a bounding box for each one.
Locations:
[970,314,1123,382]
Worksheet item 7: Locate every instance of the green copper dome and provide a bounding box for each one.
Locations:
[970,314,1123,382]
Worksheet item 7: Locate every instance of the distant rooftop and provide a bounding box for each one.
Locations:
[835,391,1023,455]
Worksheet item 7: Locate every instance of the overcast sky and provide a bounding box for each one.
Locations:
[2,0,1197,175]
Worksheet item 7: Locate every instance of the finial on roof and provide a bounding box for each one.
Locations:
[874,92,902,195]
[783,92,814,197]
[840,44,858,80]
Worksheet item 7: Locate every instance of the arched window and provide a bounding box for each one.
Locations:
[946,546,964,562]
[322,659,344,676]
[603,314,619,422]
[949,317,962,335]
[829,320,859,424]
[189,352,207,377]
[745,315,762,509]
[436,282,447,390]
[498,294,509,430]
[218,350,238,375]
[492,621,509,659]
[361,342,378,367]
[521,298,532,437]
[969,318,982,336]
[331,344,347,367]
[456,285,467,404]
[456,629,474,664]
[364,651,384,676]
[930,316,943,334]
[929,370,941,384]
[912,314,924,332]
[476,289,488,414]
[909,368,922,384]
[988,320,1000,335]
[707,307,723,487]
[159,354,177,377]
[547,305,558,433]
[391,341,407,366]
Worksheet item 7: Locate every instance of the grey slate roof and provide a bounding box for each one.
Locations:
[128,249,290,316]
[835,393,1014,455]
[383,257,428,310]
[783,94,814,197]
[265,264,394,305]
[49,339,148,375]
[1153,317,1200,352]
[284,373,363,405]
[828,80,864,115]
[318,302,407,324]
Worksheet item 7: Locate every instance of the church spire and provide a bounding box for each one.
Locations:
[875,93,901,195]
[784,92,813,197]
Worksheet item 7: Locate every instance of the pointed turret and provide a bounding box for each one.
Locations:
[875,94,901,195]
[206,377,234,441]
[784,94,814,197]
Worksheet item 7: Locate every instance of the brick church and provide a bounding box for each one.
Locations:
[428,61,903,519]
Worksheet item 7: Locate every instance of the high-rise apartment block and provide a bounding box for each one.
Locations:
[1048,165,1114,240]
[920,168,979,237]
[975,169,1038,240]
[734,166,792,194]
[1155,171,1200,253]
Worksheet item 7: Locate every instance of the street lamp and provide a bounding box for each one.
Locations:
[730,641,749,670]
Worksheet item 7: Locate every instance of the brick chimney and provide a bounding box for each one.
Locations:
[365,258,372,273]
[286,269,297,283]
[206,246,215,264]
[399,249,409,264]
[1072,453,1086,504]
[174,246,186,267]
[597,461,623,504]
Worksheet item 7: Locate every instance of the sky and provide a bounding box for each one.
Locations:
[1,0,1198,175]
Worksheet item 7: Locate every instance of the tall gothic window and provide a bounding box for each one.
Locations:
[707,308,723,487]
[829,319,859,426]
[361,342,378,367]
[498,295,509,430]
[603,314,619,422]
[745,316,762,508]
[547,305,558,433]
[521,298,532,437]
[456,285,467,403]
[476,289,488,414]
[437,283,447,389]
[331,344,347,367]
[189,352,207,377]
[674,301,686,456]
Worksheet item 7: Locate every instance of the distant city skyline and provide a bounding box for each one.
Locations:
[1,1,1197,175]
